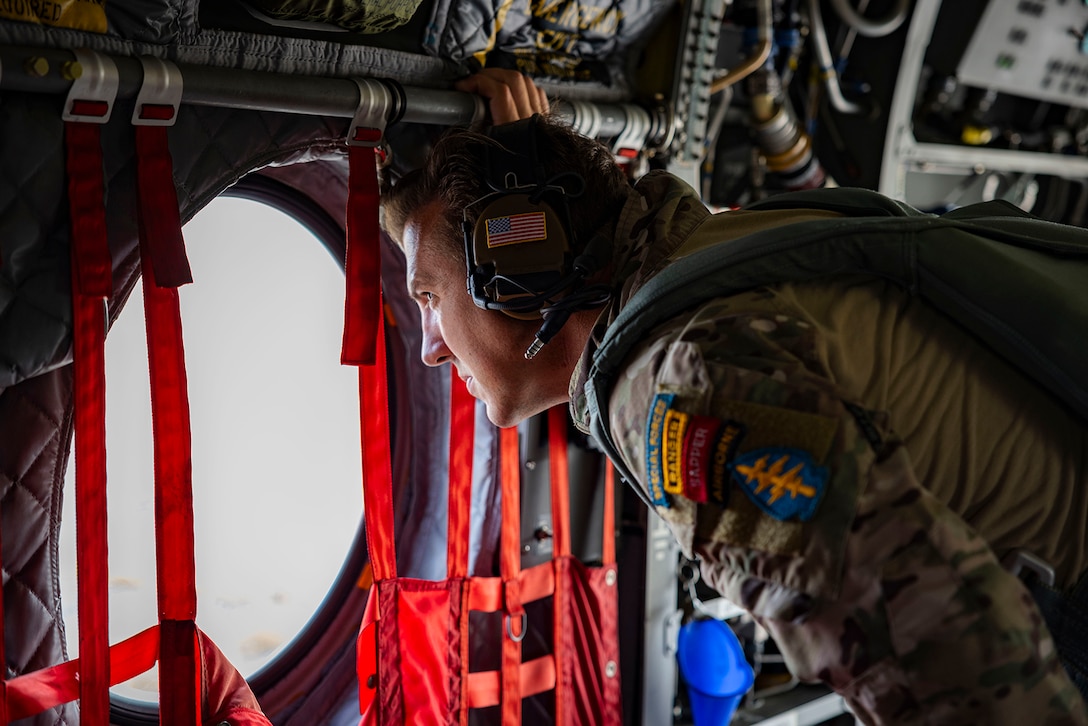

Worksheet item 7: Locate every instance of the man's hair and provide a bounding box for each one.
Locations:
[380,115,631,262]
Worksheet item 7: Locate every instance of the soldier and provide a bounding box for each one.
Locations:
[381,74,1088,723]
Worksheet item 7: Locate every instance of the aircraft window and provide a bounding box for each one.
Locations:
[59,192,363,706]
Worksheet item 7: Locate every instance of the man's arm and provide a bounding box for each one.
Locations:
[607,293,1086,724]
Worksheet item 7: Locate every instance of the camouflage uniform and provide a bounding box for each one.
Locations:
[570,172,1088,724]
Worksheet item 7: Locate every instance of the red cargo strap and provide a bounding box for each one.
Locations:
[5,627,159,721]
[350,154,393,719]
[65,120,112,726]
[357,312,395,581]
[448,376,474,579]
[341,147,382,365]
[499,425,523,724]
[603,463,615,566]
[449,375,474,726]
[135,126,193,287]
[136,121,200,725]
[467,563,554,612]
[66,123,113,297]
[547,407,572,725]
[466,656,556,708]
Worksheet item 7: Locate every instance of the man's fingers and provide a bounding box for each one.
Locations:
[535,85,550,115]
[454,69,549,124]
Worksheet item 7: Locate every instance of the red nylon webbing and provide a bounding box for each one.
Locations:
[138,135,197,625]
[0,515,5,726]
[547,408,572,558]
[465,656,556,709]
[4,626,159,721]
[447,375,474,579]
[603,464,615,566]
[466,563,554,612]
[547,407,572,725]
[135,126,193,288]
[358,313,396,581]
[65,120,112,726]
[447,375,474,726]
[159,620,200,726]
[341,146,381,366]
[136,122,200,725]
[65,123,112,297]
[499,425,523,725]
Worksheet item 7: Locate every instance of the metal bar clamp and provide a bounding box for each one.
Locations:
[132,57,183,127]
[348,78,394,147]
[62,48,119,124]
[612,104,652,160]
[567,100,603,140]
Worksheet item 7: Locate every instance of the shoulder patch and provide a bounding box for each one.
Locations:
[679,417,746,507]
[707,421,745,507]
[663,408,690,495]
[731,447,827,522]
[645,393,675,507]
[679,415,718,503]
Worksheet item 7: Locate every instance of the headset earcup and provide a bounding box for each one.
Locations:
[468,192,571,318]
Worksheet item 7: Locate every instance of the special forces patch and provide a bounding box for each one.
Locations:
[645,393,675,507]
[647,393,746,509]
[731,447,828,522]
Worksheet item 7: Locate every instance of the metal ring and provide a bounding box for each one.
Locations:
[505,612,528,643]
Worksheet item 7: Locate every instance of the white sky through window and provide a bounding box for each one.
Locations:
[59,195,363,701]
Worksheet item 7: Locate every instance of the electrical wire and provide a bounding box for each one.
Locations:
[711,0,773,94]
[807,0,865,115]
[828,0,910,38]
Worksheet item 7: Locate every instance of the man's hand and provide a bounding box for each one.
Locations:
[454,68,550,125]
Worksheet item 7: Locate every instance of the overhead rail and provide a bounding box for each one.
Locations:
[0,44,667,152]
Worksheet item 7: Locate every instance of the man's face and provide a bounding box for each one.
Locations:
[403,201,573,427]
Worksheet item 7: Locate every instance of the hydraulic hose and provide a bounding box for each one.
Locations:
[828,0,910,38]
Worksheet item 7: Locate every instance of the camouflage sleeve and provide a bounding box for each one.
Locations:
[607,294,1087,724]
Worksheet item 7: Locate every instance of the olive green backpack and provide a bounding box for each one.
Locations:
[584,188,1088,496]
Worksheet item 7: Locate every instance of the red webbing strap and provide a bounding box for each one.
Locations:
[349,149,393,719]
[465,656,556,709]
[602,464,616,566]
[357,308,396,581]
[0,514,5,726]
[547,407,572,724]
[466,562,554,612]
[65,120,113,726]
[547,408,572,558]
[499,426,523,724]
[5,626,159,721]
[341,146,382,366]
[136,123,200,726]
[447,375,474,579]
[447,375,473,726]
[135,127,193,287]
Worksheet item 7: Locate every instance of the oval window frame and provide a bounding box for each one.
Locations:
[105,172,383,724]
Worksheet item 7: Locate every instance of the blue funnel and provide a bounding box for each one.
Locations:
[677,618,754,725]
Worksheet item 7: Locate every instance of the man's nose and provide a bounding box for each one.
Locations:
[420,314,452,367]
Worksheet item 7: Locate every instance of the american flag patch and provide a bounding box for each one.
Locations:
[485,212,547,247]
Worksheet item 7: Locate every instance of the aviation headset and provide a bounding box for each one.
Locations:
[462,115,613,359]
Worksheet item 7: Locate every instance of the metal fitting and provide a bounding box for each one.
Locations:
[24,56,49,78]
[61,61,82,81]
